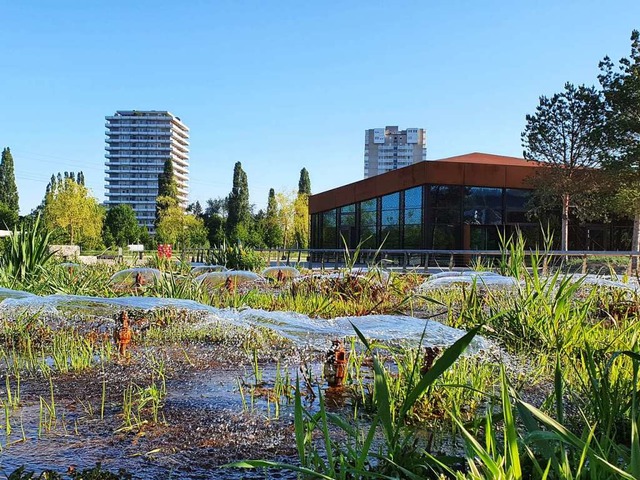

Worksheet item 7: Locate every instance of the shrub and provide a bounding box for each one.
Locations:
[208,241,265,271]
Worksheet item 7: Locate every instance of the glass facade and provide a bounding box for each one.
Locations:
[311,185,631,251]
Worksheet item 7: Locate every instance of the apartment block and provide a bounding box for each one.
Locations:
[105,110,189,233]
[364,126,426,178]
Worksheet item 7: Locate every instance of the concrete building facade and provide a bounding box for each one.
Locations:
[364,126,426,178]
[105,110,189,233]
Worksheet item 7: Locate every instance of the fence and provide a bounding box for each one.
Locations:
[182,247,640,275]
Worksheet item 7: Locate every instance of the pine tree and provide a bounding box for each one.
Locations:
[158,158,178,200]
[156,158,179,226]
[294,168,311,247]
[0,147,20,216]
[298,168,311,195]
[226,162,250,241]
[263,188,283,247]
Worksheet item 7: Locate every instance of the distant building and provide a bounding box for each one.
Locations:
[364,126,426,178]
[310,152,632,252]
[105,110,189,233]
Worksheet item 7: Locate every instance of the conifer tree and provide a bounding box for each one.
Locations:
[0,147,20,217]
[263,188,283,247]
[294,167,311,247]
[158,158,178,200]
[298,167,311,195]
[155,158,179,226]
[226,162,250,240]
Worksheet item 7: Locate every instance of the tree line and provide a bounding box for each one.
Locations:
[0,151,312,252]
[522,30,640,252]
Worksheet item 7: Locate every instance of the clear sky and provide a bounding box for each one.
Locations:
[1,1,639,215]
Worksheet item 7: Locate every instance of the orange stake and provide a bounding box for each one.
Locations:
[114,311,133,356]
[324,339,347,387]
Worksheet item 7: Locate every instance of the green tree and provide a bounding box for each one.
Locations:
[276,190,296,249]
[103,204,141,247]
[0,203,18,229]
[298,167,311,195]
[158,158,178,199]
[294,194,309,248]
[226,162,251,241]
[0,147,19,218]
[522,82,606,251]
[203,197,227,246]
[43,175,104,247]
[156,158,179,227]
[262,188,283,247]
[599,30,640,255]
[187,200,204,218]
[292,168,312,248]
[156,207,207,248]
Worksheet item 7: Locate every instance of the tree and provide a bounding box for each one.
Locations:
[156,206,207,248]
[298,167,311,195]
[103,204,141,247]
[262,188,283,247]
[43,175,104,247]
[187,200,204,218]
[599,30,640,255]
[0,203,18,229]
[156,158,179,227]
[293,168,311,248]
[521,82,606,251]
[158,158,178,200]
[226,162,251,241]
[203,197,227,246]
[0,147,19,218]
[275,191,296,249]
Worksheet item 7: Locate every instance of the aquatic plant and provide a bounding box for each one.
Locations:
[0,215,54,284]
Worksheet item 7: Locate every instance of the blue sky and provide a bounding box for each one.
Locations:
[1,1,639,215]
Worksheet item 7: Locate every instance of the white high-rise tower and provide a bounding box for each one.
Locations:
[105,110,189,233]
[364,126,426,178]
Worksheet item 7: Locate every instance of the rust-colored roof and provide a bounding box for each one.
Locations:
[439,152,535,167]
[309,152,541,214]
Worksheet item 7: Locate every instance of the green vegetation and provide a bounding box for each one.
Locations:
[42,172,104,248]
[0,147,19,228]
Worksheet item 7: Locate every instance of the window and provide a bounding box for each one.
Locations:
[403,186,423,248]
[381,193,400,248]
[322,209,337,248]
[358,199,377,247]
[505,189,533,223]
[428,185,462,224]
[464,187,503,225]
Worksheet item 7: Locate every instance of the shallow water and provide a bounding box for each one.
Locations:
[0,291,489,351]
[0,282,489,478]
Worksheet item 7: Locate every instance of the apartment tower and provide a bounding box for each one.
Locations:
[105,110,189,233]
[364,126,426,178]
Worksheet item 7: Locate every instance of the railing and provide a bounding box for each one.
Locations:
[181,248,640,275]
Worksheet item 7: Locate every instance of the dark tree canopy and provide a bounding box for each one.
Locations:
[263,188,283,247]
[158,159,178,200]
[0,147,19,217]
[521,82,606,250]
[187,200,204,218]
[156,158,179,226]
[226,162,250,240]
[599,29,640,253]
[103,204,141,247]
[298,167,311,195]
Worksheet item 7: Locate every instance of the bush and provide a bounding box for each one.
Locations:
[208,241,265,271]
